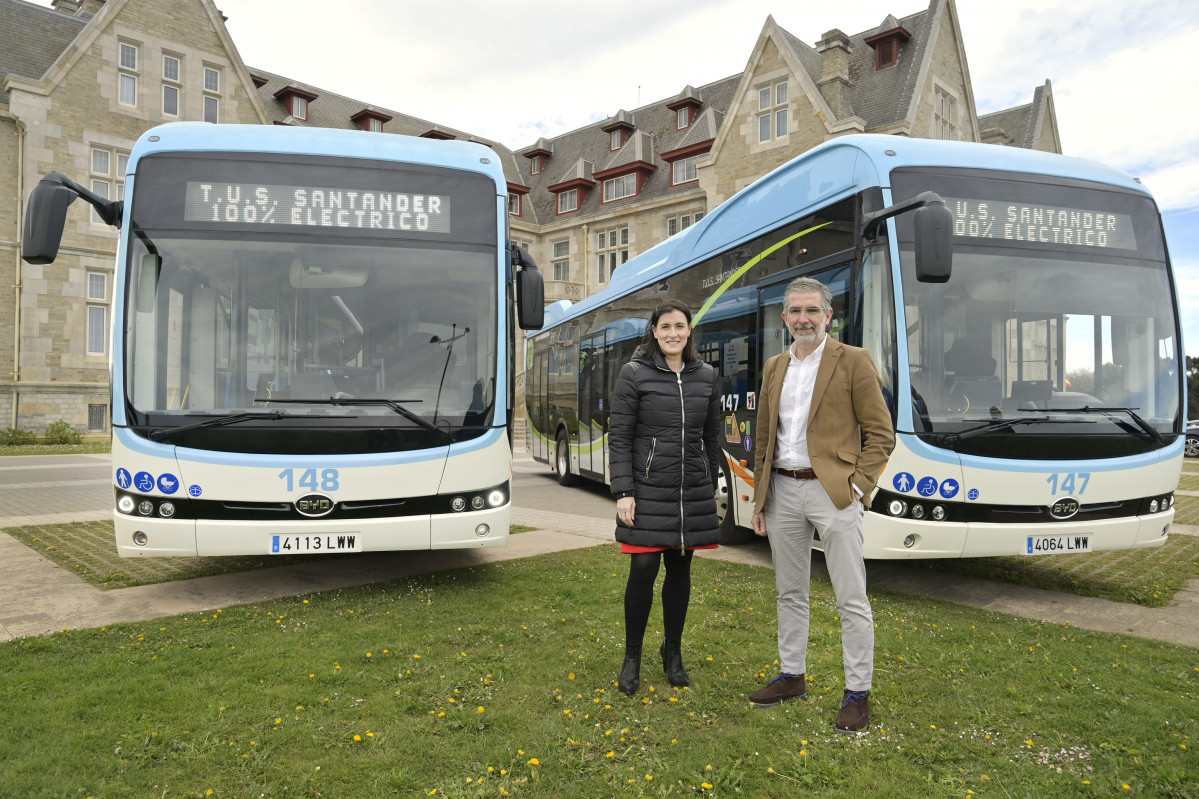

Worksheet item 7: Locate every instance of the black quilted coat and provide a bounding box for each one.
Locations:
[609,351,723,549]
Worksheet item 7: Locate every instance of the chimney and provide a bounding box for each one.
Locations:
[50,0,82,12]
[816,29,854,119]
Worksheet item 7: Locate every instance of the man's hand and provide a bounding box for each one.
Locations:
[617,496,636,527]
[751,510,767,537]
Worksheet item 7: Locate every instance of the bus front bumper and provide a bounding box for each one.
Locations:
[112,505,512,558]
[861,509,1174,559]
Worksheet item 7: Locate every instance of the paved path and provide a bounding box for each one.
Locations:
[0,454,1196,649]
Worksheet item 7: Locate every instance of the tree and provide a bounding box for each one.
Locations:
[1187,356,1199,420]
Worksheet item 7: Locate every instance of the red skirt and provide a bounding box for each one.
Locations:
[621,543,719,554]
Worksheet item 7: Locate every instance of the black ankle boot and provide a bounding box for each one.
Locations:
[660,640,691,687]
[618,644,642,695]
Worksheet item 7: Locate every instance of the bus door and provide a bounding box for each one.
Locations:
[579,329,610,479]
[529,349,548,461]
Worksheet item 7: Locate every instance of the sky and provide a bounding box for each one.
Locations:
[33,0,1199,353]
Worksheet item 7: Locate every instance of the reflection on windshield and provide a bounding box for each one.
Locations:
[125,236,496,432]
[902,247,1180,442]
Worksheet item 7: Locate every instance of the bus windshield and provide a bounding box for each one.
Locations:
[123,152,498,448]
[892,168,1180,459]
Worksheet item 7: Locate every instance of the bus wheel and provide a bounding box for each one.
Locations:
[716,459,753,544]
[555,432,577,486]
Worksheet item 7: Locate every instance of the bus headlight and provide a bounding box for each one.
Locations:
[137,500,154,516]
[133,531,149,546]
[471,495,486,510]
[488,490,505,507]
[1150,499,1159,513]
[451,497,466,512]
[117,495,136,514]
[910,504,925,520]
[888,500,907,517]
[158,501,176,518]
[903,534,916,548]
[931,505,946,521]
[475,524,490,537]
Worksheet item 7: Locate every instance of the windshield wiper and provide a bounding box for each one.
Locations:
[146,411,285,442]
[1040,406,1166,445]
[934,416,1093,445]
[254,396,450,441]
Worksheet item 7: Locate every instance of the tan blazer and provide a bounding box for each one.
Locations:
[752,338,895,511]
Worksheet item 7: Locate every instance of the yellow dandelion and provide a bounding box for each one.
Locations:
[528,758,539,765]
[353,735,362,742]
[606,751,615,758]
[645,775,653,781]
[477,706,485,714]
[702,782,713,790]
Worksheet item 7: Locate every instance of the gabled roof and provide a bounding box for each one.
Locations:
[0,0,88,104]
[979,81,1060,151]
[597,130,655,176]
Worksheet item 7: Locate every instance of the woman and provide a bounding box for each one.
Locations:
[608,299,723,695]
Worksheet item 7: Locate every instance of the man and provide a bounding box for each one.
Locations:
[748,276,895,734]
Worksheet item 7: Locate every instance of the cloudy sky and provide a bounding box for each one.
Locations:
[34,0,1199,352]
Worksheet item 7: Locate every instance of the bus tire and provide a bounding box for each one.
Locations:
[555,432,577,486]
[716,458,753,544]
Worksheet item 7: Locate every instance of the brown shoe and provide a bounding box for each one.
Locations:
[749,672,806,707]
[834,690,870,733]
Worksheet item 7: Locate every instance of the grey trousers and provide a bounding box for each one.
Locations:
[763,474,874,690]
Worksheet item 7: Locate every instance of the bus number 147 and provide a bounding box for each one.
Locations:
[1046,472,1089,495]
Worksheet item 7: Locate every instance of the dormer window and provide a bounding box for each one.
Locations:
[864,24,911,70]
[531,156,542,175]
[610,129,623,150]
[351,108,393,132]
[677,107,691,129]
[274,86,319,122]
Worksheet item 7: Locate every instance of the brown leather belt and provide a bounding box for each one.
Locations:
[773,467,817,480]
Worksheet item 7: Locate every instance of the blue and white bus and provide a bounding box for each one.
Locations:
[22,123,543,557]
[526,134,1182,559]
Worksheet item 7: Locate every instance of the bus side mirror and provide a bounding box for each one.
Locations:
[513,245,544,331]
[914,198,953,283]
[21,182,76,265]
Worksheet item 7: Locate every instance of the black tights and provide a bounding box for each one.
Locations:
[624,549,693,649]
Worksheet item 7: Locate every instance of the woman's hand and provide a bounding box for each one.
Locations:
[617,496,636,526]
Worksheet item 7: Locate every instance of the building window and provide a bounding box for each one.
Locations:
[293,96,308,120]
[671,156,698,186]
[87,273,108,355]
[163,55,179,82]
[610,129,623,150]
[163,85,179,116]
[557,188,577,214]
[676,107,691,129]
[368,117,382,132]
[935,87,958,140]
[757,80,789,143]
[666,211,704,237]
[204,67,220,92]
[508,193,522,216]
[595,226,629,284]
[552,240,570,281]
[89,147,127,223]
[118,42,138,107]
[603,173,637,203]
[88,404,107,432]
[530,156,541,175]
[204,95,219,124]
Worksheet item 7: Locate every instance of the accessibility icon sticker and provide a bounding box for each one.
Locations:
[134,471,155,492]
[917,476,939,497]
[939,479,960,499]
[157,473,180,494]
[892,472,915,493]
[116,468,132,489]
[968,488,980,501]
[188,484,203,498]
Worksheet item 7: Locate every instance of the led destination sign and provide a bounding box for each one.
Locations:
[184,181,451,233]
[945,198,1136,250]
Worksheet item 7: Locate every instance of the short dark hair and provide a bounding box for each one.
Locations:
[635,298,698,362]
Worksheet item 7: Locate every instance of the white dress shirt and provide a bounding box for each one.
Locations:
[772,336,827,469]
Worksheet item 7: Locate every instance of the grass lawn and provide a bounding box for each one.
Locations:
[0,441,110,455]
[1,546,1195,798]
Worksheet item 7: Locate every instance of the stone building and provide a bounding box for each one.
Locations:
[0,0,1059,436]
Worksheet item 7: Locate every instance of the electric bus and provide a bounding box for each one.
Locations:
[22,123,543,557]
[526,134,1182,559]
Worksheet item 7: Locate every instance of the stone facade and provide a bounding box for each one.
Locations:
[0,0,1061,436]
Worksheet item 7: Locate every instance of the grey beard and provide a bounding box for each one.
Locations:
[792,328,823,348]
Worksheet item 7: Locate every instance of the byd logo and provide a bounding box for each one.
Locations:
[1048,497,1080,520]
[296,493,335,518]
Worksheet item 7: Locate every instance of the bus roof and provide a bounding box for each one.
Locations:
[127,122,508,189]
[537,134,1152,332]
